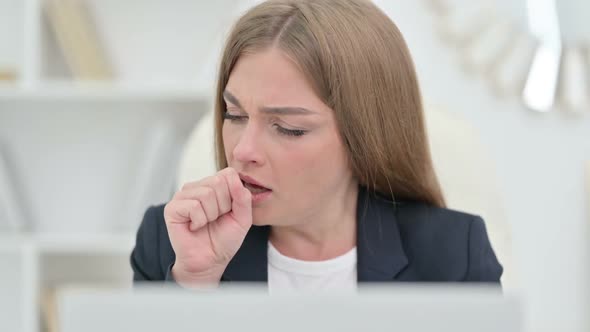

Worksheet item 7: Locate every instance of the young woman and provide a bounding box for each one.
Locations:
[131,0,502,292]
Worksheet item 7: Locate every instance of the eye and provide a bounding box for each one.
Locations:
[223,112,248,123]
[273,124,307,137]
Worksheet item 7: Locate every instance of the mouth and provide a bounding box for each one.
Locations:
[239,174,272,195]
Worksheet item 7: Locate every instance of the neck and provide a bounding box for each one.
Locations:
[269,184,358,261]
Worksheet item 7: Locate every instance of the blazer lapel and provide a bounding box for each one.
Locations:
[222,225,269,282]
[356,187,408,281]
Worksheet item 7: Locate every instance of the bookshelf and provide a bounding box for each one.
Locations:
[0,0,248,331]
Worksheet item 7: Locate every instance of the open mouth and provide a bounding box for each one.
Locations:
[241,180,271,194]
[238,174,272,202]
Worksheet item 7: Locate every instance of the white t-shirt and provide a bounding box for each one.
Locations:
[268,241,357,294]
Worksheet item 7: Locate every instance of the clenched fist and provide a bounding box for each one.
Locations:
[164,167,252,288]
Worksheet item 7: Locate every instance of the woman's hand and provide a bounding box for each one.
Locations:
[164,167,252,288]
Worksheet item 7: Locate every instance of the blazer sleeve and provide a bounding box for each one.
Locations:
[464,216,503,282]
[130,205,167,282]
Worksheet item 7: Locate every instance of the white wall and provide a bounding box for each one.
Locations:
[373,1,590,331]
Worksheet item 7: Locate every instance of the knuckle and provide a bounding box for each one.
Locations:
[203,186,216,199]
[164,200,178,212]
[195,187,213,201]
[164,201,183,224]
[171,190,182,200]
[191,199,202,211]
[211,175,223,188]
[200,175,214,185]
[222,167,236,178]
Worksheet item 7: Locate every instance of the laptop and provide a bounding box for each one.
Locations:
[55,283,522,332]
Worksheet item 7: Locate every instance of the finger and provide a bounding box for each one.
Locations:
[222,168,252,227]
[193,186,220,222]
[174,176,215,200]
[164,200,190,224]
[188,200,208,231]
[175,174,232,216]
[213,169,235,215]
[164,200,208,231]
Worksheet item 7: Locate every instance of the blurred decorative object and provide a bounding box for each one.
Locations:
[427,0,590,114]
[41,288,59,332]
[44,0,114,80]
[522,0,561,113]
[560,48,590,113]
[0,144,27,232]
[0,69,17,81]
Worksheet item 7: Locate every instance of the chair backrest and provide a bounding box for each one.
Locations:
[176,108,518,288]
[176,110,217,188]
[424,107,517,289]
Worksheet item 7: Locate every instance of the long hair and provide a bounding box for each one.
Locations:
[213,0,446,207]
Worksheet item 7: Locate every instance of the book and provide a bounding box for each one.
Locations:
[44,0,114,80]
[41,288,60,332]
[0,69,17,81]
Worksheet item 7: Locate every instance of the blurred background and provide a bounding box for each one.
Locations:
[0,0,588,331]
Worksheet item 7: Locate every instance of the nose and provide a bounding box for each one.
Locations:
[231,123,265,166]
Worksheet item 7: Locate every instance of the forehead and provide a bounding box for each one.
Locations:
[225,49,325,109]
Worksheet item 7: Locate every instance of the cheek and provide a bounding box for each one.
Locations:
[280,134,350,186]
[222,124,237,161]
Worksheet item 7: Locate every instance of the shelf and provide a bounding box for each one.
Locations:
[0,233,135,254]
[0,81,212,101]
[0,1,234,331]
[36,232,135,254]
[0,232,30,251]
[37,0,237,84]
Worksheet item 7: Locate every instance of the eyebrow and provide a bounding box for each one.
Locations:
[223,90,243,108]
[223,90,316,115]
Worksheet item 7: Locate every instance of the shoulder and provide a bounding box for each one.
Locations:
[394,199,481,243]
[130,204,176,281]
[392,199,502,282]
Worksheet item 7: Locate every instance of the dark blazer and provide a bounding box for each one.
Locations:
[131,186,502,284]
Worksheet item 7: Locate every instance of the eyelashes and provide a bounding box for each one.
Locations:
[223,112,308,137]
[222,112,247,122]
[273,125,306,137]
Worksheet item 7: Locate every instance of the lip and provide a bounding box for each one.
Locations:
[250,190,272,204]
[238,173,271,191]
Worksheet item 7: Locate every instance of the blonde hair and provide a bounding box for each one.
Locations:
[214,0,445,207]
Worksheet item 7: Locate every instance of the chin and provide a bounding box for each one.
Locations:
[251,209,268,226]
[251,219,270,226]
[251,207,278,226]
[251,217,275,226]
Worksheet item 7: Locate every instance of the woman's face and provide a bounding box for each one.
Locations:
[222,48,356,226]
